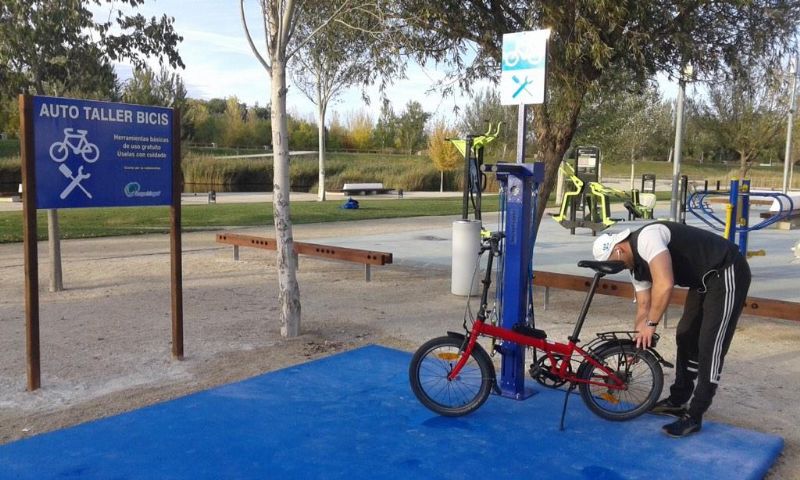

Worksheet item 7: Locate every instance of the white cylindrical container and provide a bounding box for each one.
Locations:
[451,220,482,296]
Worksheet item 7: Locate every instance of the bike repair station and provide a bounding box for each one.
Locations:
[1,30,793,480]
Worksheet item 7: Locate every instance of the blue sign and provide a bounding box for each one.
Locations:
[33,96,173,209]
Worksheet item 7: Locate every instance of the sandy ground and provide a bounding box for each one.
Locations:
[0,218,798,479]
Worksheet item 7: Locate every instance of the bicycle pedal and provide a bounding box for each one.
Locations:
[599,392,620,404]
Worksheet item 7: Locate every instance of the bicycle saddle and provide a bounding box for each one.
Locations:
[577,260,626,275]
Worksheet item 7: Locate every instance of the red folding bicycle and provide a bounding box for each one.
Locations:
[409,231,672,427]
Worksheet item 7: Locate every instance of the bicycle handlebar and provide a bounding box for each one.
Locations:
[480,231,504,255]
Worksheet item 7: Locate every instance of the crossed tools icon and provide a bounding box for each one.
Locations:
[58,164,92,199]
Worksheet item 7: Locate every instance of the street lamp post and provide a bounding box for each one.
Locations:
[670,64,692,221]
[783,54,799,194]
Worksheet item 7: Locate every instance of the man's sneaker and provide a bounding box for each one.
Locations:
[662,414,702,438]
[650,398,687,417]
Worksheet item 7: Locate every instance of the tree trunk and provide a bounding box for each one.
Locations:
[739,150,751,181]
[440,171,443,192]
[270,57,301,337]
[317,102,326,201]
[532,99,583,232]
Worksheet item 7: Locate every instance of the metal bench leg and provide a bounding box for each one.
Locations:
[543,286,550,310]
[233,245,239,261]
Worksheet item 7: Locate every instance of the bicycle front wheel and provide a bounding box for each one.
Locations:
[409,336,494,417]
[577,344,663,421]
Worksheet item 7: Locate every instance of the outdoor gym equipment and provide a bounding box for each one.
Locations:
[553,159,654,235]
[688,179,795,256]
[450,123,502,221]
[410,162,670,429]
[449,123,503,296]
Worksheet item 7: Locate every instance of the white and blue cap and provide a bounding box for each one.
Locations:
[592,228,631,261]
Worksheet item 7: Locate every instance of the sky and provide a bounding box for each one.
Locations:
[106,0,682,124]
[104,0,486,123]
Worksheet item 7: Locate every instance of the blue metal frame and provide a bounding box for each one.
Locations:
[687,179,794,256]
[491,162,545,399]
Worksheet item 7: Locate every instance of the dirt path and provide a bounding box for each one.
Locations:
[0,222,797,478]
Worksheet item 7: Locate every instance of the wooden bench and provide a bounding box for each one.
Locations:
[216,232,393,282]
[532,270,800,323]
[759,209,800,229]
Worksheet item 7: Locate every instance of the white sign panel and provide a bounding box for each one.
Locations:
[500,29,550,105]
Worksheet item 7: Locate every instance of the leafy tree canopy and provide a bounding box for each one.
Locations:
[0,0,183,97]
[392,0,800,225]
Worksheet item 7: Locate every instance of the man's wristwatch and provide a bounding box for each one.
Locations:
[646,320,659,327]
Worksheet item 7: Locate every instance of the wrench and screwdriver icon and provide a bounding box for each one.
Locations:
[58,164,92,199]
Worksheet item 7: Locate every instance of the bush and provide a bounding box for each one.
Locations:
[0,156,21,187]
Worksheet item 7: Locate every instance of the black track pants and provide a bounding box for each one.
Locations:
[668,257,751,420]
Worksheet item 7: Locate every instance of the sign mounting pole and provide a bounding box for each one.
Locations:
[19,94,41,391]
[171,109,183,359]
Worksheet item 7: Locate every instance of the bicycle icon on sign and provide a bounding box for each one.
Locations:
[49,128,100,163]
[503,42,544,69]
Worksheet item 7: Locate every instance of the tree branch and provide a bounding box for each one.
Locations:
[285,0,353,59]
[240,0,271,73]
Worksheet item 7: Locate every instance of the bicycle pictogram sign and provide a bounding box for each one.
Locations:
[502,42,544,70]
[500,29,550,105]
[48,128,99,199]
[49,128,99,163]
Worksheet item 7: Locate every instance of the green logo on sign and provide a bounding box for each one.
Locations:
[124,182,141,197]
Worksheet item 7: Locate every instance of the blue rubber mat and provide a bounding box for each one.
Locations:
[0,345,783,479]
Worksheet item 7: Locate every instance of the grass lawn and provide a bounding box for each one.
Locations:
[0,196,505,243]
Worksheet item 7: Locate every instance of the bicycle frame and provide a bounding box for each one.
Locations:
[447,234,627,391]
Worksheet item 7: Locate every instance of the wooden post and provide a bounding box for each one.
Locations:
[19,94,41,391]
[47,209,63,292]
[170,108,184,359]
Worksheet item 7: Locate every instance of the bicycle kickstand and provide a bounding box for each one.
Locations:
[559,383,576,431]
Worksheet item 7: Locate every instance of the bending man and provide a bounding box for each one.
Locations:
[592,221,751,438]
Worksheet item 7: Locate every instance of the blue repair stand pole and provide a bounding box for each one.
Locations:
[489,162,545,399]
[737,179,751,256]
[728,179,739,245]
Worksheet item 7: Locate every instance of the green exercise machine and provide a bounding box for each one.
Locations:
[552,146,655,235]
[449,123,502,221]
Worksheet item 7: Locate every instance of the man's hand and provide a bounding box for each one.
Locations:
[635,322,657,349]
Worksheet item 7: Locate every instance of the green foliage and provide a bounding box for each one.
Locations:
[0,0,182,98]
[372,103,397,152]
[221,97,249,147]
[700,65,789,178]
[0,156,20,186]
[345,110,374,151]
[122,65,186,107]
[573,81,669,163]
[0,98,20,138]
[394,101,430,154]
[458,88,517,162]
[288,116,318,150]
[392,0,800,228]
[0,139,19,158]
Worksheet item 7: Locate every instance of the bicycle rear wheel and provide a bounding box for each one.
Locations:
[577,343,662,421]
[409,336,494,417]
